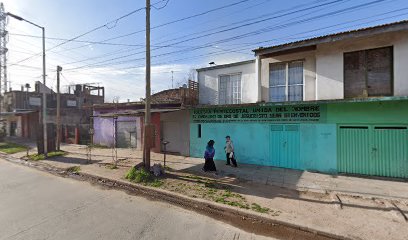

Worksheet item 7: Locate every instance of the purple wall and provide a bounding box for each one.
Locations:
[93,110,138,147]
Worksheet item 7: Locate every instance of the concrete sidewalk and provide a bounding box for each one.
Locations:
[7,137,408,200]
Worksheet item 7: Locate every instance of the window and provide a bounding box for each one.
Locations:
[269,61,304,102]
[218,73,241,104]
[344,46,393,98]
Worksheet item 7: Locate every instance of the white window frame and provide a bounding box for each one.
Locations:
[269,61,305,102]
[218,73,242,105]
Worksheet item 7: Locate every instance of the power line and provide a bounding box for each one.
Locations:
[66,8,408,76]
[7,0,169,66]
[48,0,254,55]
[152,0,170,10]
[64,0,388,71]
[63,0,348,70]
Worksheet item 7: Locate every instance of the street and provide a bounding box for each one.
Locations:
[0,160,272,240]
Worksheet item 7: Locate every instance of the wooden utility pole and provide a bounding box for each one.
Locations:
[56,66,62,151]
[143,0,152,170]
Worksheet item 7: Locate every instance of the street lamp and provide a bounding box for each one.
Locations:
[7,12,48,157]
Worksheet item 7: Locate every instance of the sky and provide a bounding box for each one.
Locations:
[1,0,407,102]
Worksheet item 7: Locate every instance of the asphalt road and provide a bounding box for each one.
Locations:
[0,160,274,240]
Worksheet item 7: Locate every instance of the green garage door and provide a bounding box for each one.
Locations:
[338,126,408,178]
[270,125,301,170]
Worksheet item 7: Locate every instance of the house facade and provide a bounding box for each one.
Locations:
[255,21,408,102]
[0,82,104,144]
[197,60,257,105]
[92,85,197,156]
[191,21,408,178]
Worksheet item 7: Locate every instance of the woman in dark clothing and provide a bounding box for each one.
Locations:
[203,140,217,172]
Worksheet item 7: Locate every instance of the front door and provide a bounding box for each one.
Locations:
[270,124,301,169]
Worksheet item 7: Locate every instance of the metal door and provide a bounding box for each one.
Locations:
[372,127,408,178]
[338,125,408,178]
[270,124,301,169]
[284,125,301,169]
[270,125,284,167]
[338,126,371,175]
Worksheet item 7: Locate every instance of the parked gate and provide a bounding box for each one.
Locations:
[338,125,408,178]
[270,124,301,170]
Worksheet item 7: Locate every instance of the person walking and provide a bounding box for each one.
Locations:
[203,140,217,172]
[224,136,237,167]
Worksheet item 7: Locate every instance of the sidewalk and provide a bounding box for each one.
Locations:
[13,138,406,200]
[4,138,408,240]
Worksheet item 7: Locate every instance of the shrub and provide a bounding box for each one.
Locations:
[67,166,81,173]
[125,167,163,187]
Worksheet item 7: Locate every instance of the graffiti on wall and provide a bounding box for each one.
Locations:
[192,104,326,123]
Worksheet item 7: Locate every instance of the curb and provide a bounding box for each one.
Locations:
[0,154,352,240]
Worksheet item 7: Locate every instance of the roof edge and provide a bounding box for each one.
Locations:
[196,59,255,72]
[253,20,408,56]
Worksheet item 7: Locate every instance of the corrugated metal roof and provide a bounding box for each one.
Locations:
[196,59,255,72]
[253,20,408,55]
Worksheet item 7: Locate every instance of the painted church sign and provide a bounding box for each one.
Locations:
[191,104,326,123]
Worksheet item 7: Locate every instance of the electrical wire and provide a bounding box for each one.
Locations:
[7,0,169,66]
[63,0,390,71]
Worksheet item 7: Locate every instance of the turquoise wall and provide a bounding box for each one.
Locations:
[299,124,337,173]
[190,122,337,172]
[190,99,408,174]
[190,123,270,165]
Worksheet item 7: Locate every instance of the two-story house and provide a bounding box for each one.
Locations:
[192,21,408,178]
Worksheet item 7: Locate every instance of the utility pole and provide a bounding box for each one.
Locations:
[56,66,62,151]
[143,0,152,170]
[6,12,47,155]
[0,3,8,96]
[41,26,47,157]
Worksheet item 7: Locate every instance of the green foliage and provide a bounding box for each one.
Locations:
[0,142,27,154]
[47,151,66,157]
[251,203,270,213]
[67,166,81,173]
[125,167,163,187]
[215,197,250,209]
[106,164,118,170]
[28,154,45,161]
[28,151,66,161]
[125,167,138,180]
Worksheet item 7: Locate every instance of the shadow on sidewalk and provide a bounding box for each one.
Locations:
[161,158,408,215]
[44,156,103,165]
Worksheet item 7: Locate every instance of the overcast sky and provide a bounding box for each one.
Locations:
[2,0,407,102]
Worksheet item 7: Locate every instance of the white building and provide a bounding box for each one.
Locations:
[197,21,408,104]
[196,60,257,105]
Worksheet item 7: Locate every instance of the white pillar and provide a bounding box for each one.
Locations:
[255,55,262,102]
